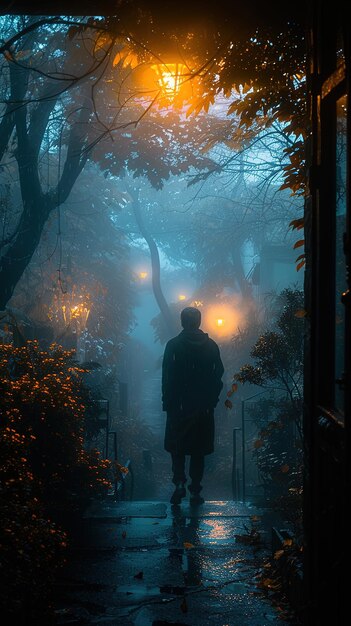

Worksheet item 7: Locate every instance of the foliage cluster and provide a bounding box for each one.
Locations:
[234,288,304,402]
[0,9,307,314]
[231,288,304,530]
[249,397,303,531]
[0,341,111,618]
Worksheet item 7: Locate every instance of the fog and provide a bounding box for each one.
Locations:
[2,148,303,501]
[0,42,304,502]
[42,145,302,502]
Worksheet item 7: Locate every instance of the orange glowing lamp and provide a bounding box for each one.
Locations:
[202,303,244,341]
[139,271,148,280]
[151,62,188,99]
[62,302,90,330]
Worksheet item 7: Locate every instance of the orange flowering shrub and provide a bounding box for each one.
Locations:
[0,341,111,503]
[0,341,111,618]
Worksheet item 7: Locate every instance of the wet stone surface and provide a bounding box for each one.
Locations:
[53,500,297,626]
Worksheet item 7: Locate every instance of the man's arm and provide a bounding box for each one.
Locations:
[212,342,224,407]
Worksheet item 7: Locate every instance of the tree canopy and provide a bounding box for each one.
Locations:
[0,7,307,310]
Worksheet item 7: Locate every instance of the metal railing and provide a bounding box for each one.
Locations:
[231,388,286,503]
[93,396,134,501]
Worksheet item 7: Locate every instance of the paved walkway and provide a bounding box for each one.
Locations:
[53,499,298,626]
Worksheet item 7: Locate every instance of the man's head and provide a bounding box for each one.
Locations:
[181,306,201,331]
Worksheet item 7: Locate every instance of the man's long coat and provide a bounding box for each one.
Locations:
[162,329,224,456]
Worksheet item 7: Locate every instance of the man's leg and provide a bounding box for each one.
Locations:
[170,452,186,504]
[171,452,186,485]
[189,455,205,496]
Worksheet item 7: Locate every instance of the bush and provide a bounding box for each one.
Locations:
[0,341,112,619]
[231,288,304,533]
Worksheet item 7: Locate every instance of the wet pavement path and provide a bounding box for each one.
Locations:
[54,500,296,626]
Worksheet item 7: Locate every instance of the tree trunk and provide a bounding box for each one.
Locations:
[130,192,176,338]
[0,64,92,309]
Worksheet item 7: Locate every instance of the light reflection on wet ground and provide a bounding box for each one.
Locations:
[201,518,235,543]
[54,500,298,626]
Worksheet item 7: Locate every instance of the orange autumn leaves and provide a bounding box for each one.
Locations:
[224,382,238,410]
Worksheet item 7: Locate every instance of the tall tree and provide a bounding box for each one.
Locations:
[0,9,307,309]
[0,16,216,309]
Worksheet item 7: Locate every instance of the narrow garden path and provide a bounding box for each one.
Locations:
[53,499,300,626]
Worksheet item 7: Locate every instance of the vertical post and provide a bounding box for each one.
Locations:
[241,400,246,503]
[236,468,240,500]
[232,427,240,500]
[105,400,110,460]
[111,431,118,499]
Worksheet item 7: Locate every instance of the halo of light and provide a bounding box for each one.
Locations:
[202,303,243,340]
[151,63,188,98]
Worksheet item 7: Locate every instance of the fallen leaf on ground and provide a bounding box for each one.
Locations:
[274,550,284,560]
[283,538,293,547]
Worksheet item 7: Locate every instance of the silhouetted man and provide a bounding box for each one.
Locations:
[162,306,224,506]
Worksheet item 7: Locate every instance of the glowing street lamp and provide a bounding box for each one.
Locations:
[178,294,187,301]
[151,62,188,100]
[139,271,148,280]
[62,302,91,334]
[201,302,243,341]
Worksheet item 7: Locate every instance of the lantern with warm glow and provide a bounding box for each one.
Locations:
[216,318,224,327]
[178,294,186,301]
[48,286,92,336]
[151,62,188,100]
[62,302,91,333]
[139,271,148,280]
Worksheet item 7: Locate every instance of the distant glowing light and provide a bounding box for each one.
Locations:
[151,63,188,99]
[139,271,148,279]
[62,303,90,330]
[202,303,244,340]
[178,294,186,301]
[192,300,203,308]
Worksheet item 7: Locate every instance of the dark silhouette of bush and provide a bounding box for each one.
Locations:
[0,341,112,619]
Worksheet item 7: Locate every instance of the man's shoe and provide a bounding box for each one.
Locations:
[190,494,205,507]
[170,483,186,505]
